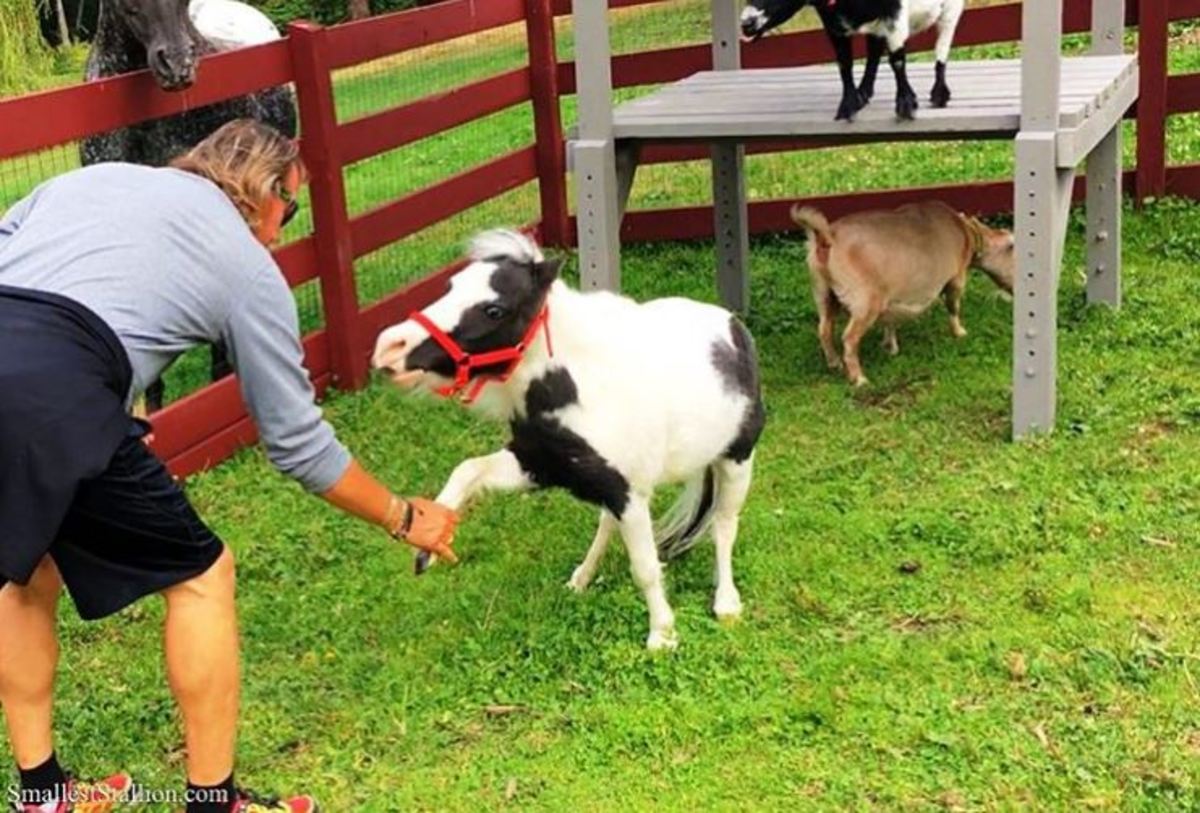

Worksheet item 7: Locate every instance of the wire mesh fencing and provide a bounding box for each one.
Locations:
[333,17,541,303]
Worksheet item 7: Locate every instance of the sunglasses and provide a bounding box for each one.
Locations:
[275,181,300,228]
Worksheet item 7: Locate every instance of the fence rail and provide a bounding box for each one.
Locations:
[0,0,1196,478]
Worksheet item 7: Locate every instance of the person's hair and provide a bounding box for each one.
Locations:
[170,119,304,233]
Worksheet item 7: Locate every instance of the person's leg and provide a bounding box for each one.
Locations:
[162,546,240,789]
[0,557,63,772]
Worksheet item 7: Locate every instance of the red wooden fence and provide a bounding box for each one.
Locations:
[0,0,1196,480]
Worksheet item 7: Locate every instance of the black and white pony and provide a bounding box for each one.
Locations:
[740,0,964,121]
[372,231,766,650]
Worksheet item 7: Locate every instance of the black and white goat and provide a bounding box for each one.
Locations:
[740,0,965,121]
[372,231,766,650]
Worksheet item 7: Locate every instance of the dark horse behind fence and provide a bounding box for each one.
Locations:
[83,0,298,410]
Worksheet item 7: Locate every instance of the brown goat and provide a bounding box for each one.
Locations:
[791,201,1014,386]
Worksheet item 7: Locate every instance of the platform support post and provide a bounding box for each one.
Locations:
[710,0,750,312]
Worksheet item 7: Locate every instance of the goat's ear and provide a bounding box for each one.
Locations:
[533,257,563,287]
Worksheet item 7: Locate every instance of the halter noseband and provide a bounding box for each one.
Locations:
[407,305,553,405]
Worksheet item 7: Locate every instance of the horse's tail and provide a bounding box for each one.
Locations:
[655,466,717,560]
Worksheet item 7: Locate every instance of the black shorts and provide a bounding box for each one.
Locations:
[0,286,224,620]
[0,421,226,621]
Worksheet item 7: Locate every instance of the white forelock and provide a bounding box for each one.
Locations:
[468,229,544,266]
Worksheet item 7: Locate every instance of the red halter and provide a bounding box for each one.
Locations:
[407,305,553,404]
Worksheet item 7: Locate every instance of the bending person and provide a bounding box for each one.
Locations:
[0,119,457,813]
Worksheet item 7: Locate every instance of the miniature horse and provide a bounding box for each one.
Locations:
[373,231,766,650]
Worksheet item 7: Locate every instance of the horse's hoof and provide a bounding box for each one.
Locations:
[646,628,679,651]
[930,83,951,108]
[896,92,918,120]
[713,591,743,623]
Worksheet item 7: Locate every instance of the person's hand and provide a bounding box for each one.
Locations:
[393,497,459,564]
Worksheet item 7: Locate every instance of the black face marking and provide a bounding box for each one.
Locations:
[711,317,765,464]
[508,418,630,518]
[524,368,579,417]
[405,257,562,380]
[743,0,806,37]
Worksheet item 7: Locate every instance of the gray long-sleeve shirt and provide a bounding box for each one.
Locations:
[0,163,351,493]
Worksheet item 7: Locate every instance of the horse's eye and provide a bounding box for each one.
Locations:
[483,304,507,321]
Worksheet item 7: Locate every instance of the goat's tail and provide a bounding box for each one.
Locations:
[655,466,717,561]
[790,204,833,249]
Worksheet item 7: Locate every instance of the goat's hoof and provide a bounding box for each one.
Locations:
[836,95,865,121]
[930,84,951,108]
[566,567,592,593]
[713,592,743,623]
[896,93,918,120]
[825,357,844,371]
[952,326,968,339]
[850,375,869,388]
[646,628,679,651]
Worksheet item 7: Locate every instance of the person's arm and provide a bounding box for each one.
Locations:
[222,262,457,558]
[321,460,457,562]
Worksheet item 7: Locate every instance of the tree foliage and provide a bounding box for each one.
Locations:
[0,0,54,93]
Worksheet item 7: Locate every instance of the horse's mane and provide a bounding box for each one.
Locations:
[469,229,544,266]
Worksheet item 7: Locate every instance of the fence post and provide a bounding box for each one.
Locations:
[288,21,369,391]
[1136,0,1168,201]
[525,0,569,248]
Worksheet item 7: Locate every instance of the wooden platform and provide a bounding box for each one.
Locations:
[608,56,1137,167]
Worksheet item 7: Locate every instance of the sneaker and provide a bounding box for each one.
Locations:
[13,773,133,813]
[231,789,318,813]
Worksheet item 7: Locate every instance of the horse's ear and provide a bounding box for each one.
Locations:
[533,257,563,287]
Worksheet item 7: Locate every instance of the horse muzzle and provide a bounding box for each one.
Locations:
[149,46,197,90]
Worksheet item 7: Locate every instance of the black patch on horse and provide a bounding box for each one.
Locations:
[525,367,579,417]
[710,317,766,464]
[508,420,630,518]
[406,256,561,380]
[508,368,628,517]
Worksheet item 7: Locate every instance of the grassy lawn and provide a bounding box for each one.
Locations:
[4,195,1200,810]
[3,9,1200,807]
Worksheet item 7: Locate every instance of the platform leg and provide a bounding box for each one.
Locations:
[575,139,623,292]
[1013,132,1073,439]
[615,141,641,221]
[1086,123,1122,307]
[712,141,749,313]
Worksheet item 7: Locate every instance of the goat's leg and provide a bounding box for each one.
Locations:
[882,324,900,356]
[930,5,962,108]
[712,455,753,622]
[618,496,677,650]
[858,36,886,104]
[887,48,920,120]
[568,510,616,593]
[827,33,865,121]
[436,449,532,512]
[842,304,882,386]
[943,276,968,338]
[884,20,918,120]
[814,286,843,370]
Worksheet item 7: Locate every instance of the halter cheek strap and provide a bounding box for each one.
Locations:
[408,305,552,405]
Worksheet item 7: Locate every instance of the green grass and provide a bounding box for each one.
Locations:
[5,196,1200,811]
[4,16,1200,806]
